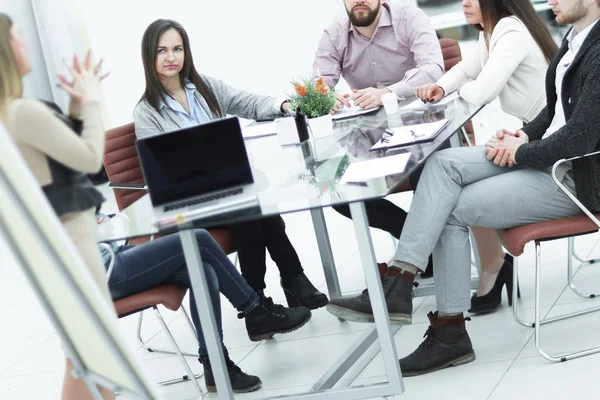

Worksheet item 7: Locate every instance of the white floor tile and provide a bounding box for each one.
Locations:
[0,335,63,378]
[352,360,512,400]
[236,332,363,390]
[0,335,51,376]
[518,301,600,360]
[0,371,63,400]
[489,356,600,400]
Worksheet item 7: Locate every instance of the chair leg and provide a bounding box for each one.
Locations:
[180,305,198,337]
[567,237,600,299]
[460,126,473,147]
[512,255,533,327]
[153,307,203,395]
[137,309,198,357]
[514,242,600,362]
[571,233,600,263]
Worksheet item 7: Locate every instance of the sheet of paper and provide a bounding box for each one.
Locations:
[340,153,411,184]
[331,104,381,120]
[242,122,277,139]
[370,119,449,151]
[400,91,460,111]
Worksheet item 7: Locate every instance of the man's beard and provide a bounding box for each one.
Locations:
[347,2,380,27]
[556,0,586,25]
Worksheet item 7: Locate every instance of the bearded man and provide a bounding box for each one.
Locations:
[313,0,444,111]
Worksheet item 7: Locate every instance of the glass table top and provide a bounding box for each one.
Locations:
[97,97,482,242]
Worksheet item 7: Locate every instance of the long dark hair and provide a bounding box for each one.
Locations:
[472,0,558,63]
[139,19,222,117]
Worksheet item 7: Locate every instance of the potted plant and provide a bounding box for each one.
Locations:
[290,77,336,138]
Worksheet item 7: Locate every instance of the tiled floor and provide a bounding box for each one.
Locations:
[3,44,600,400]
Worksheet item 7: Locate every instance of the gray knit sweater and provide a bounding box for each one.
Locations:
[134,74,284,138]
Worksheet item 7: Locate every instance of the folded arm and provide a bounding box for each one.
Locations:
[516,61,600,168]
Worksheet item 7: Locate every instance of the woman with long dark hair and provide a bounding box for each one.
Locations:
[414,0,558,313]
[133,19,329,310]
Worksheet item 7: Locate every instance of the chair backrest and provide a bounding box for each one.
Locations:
[439,38,462,72]
[0,122,158,399]
[104,123,147,211]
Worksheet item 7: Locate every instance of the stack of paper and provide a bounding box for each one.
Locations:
[370,119,449,151]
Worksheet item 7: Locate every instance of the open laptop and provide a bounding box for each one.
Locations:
[136,117,258,227]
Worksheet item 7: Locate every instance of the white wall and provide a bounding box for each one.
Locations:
[1,0,54,102]
[31,0,86,111]
[79,0,352,128]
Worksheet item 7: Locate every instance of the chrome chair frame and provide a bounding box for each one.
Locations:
[512,151,600,362]
[102,240,203,392]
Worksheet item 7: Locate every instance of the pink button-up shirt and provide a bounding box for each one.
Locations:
[313,3,444,98]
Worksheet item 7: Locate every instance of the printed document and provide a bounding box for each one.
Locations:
[340,153,411,184]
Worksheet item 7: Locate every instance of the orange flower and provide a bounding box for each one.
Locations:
[315,77,330,95]
[295,83,308,97]
[315,83,329,95]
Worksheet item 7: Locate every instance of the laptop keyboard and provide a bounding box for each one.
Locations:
[164,187,244,212]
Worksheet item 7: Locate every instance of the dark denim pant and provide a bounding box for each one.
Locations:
[107,229,260,356]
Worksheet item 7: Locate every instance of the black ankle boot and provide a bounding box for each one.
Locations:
[199,350,261,393]
[325,268,416,324]
[240,294,311,341]
[469,254,521,314]
[281,272,329,310]
[399,311,475,376]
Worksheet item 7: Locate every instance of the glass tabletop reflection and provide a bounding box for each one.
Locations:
[97,97,482,242]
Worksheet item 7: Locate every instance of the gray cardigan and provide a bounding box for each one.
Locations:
[134,74,284,138]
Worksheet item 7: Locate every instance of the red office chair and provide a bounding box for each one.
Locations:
[101,123,238,387]
[497,151,600,363]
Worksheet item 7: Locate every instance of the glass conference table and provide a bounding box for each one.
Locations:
[98,97,482,399]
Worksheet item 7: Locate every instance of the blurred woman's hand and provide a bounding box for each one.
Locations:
[58,50,109,117]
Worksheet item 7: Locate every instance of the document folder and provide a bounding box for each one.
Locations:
[370,119,449,151]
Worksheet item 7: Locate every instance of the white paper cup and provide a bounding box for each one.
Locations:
[381,92,399,114]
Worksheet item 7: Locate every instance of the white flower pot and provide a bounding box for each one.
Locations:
[307,114,334,139]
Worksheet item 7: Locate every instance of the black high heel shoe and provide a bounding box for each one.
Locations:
[469,254,521,314]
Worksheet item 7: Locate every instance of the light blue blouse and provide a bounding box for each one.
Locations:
[160,81,212,127]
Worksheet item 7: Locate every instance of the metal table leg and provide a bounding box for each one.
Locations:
[310,208,341,299]
[180,229,234,399]
[348,201,404,394]
[310,324,402,392]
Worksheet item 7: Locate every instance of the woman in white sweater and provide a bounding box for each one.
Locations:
[417,0,557,121]
[415,0,558,313]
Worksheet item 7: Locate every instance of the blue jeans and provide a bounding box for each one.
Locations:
[107,229,260,356]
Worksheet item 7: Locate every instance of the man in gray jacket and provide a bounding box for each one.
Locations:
[327,0,600,376]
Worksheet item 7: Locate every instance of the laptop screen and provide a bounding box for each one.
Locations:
[136,117,254,207]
